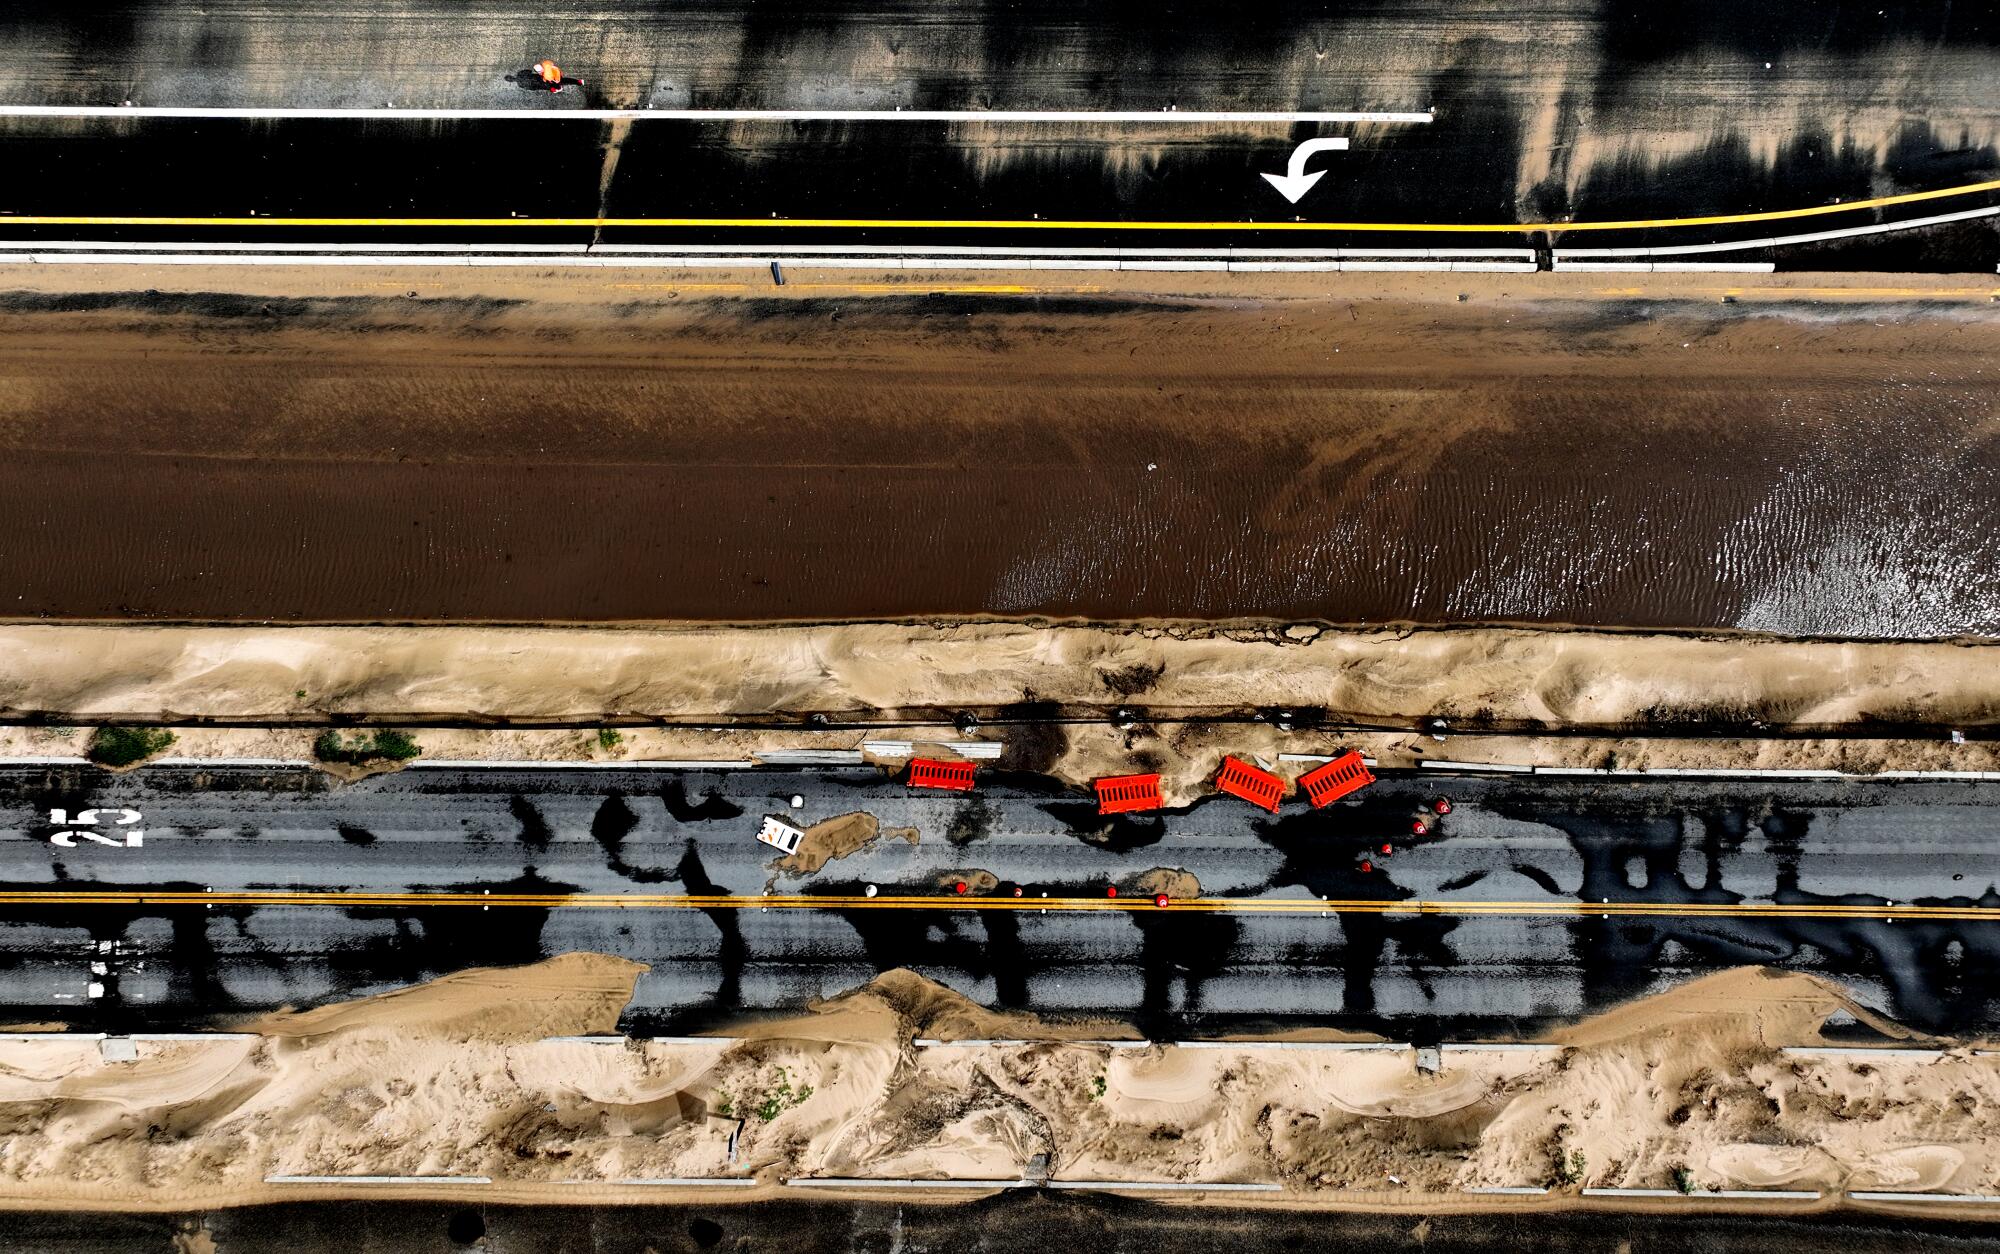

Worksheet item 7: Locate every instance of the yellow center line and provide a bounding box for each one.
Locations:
[5,178,1996,234]
[0,891,1990,921]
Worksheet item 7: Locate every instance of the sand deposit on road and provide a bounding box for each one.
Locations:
[1,958,1997,1212]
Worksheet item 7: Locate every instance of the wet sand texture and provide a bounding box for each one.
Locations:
[1,958,1995,1211]
[0,281,1994,633]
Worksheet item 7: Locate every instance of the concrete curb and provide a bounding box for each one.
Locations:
[1462,1186,1550,1195]
[1582,1187,1820,1199]
[1850,1191,2000,1203]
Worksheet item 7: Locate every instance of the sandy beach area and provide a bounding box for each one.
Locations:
[0,621,1992,795]
[0,955,1991,1217]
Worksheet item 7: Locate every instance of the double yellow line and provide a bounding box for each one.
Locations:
[0,890,1986,921]
[6,177,1997,234]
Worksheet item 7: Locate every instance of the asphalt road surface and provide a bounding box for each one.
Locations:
[12,1194,2000,1254]
[0,2,1993,264]
[3,764,1997,1039]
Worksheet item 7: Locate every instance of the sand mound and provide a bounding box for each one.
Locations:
[242,952,647,1041]
[1,961,1998,1210]
[772,812,919,878]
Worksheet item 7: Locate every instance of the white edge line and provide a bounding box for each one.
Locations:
[1581,1187,1820,1199]
[265,1175,493,1185]
[0,241,1531,260]
[1779,1046,1945,1058]
[785,1178,1028,1189]
[0,1032,107,1041]
[1463,1186,1552,1195]
[560,1177,758,1187]
[1557,203,2000,258]
[1046,1181,1282,1192]
[0,105,1433,124]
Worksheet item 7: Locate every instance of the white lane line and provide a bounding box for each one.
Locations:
[0,105,1433,124]
[1582,1187,1821,1199]
[1556,203,2000,259]
[1047,1181,1282,1192]
[785,1178,1028,1189]
[1552,260,1777,273]
[0,241,1534,260]
[560,1177,758,1187]
[265,1175,492,1185]
[0,252,1543,274]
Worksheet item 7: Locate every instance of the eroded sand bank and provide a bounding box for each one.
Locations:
[1,957,1996,1213]
[0,621,1993,795]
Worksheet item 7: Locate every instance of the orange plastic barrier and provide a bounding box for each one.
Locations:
[1215,755,1286,813]
[908,758,977,791]
[1095,773,1164,815]
[1299,751,1376,808]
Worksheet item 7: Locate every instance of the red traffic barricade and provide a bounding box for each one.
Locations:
[1095,773,1164,815]
[908,757,977,792]
[1215,755,1286,813]
[1300,750,1376,808]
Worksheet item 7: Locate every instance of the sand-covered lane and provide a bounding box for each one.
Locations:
[2,958,1999,1217]
[5,766,2000,1037]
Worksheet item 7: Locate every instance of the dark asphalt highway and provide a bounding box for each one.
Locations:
[3,764,1998,1039]
[0,2,1994,265]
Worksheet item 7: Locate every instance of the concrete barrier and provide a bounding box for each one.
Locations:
[786,1178,1026,1189]
[1047,1181,1280,1192]
[1850,1191,2000,1203]
[560,1177,757,1188]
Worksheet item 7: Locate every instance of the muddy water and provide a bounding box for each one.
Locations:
[0,288,1993,636]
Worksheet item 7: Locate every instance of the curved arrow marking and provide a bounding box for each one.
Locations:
[1260,137,1350,204]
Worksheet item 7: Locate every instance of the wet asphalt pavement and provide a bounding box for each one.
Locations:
[12,1193,2000,1254]
[3,764,1998,1039]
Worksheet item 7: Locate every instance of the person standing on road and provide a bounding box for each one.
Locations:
[533,59,563,91]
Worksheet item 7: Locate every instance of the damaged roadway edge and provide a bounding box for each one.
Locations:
[3,958,1997,1215]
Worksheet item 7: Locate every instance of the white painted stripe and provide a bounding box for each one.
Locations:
[129,1032,258,1041]
[410,759,759,770]
[1172,1040,1408,1052]
[0,240,1520,261]
[755,750,869,765]
[1557,204,2000,258]
[1582,1187,1820,1199]
[0,105,1431,124]
[1851,1191,2000,1203]
[1463,1186,1551,1195]
[785,1177,1027,1189]
[1047,1181,1281,1192]
[1640,767,1848,779]
[1780,1046,1944,1058]
[1420,760,1533,774]
[560,1177,757,1187]
[0,756,92,766]
[1552,260,1776,273]
[0,1032,106,1041]
[266,1175,492,1185]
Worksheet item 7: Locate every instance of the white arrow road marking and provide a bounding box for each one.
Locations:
[1260,137,1350,203]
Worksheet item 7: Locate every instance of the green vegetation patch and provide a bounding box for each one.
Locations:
[86,726,177,768]
[313,728,423,766]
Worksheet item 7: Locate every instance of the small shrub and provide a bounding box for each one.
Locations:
[597,727,623,750]
[314,729,422,765]
[1090,1075,1108,1101]
[87,726,176,768]
[1671,1165,1695,1195]
[1556,1149,1587,1186]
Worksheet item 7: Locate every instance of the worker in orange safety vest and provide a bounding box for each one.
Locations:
[533,59,563,91]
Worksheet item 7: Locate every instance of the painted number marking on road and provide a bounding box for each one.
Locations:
[46,807,145,848]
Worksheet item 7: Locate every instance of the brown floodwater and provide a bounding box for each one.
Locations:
[0,282,1994,637]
